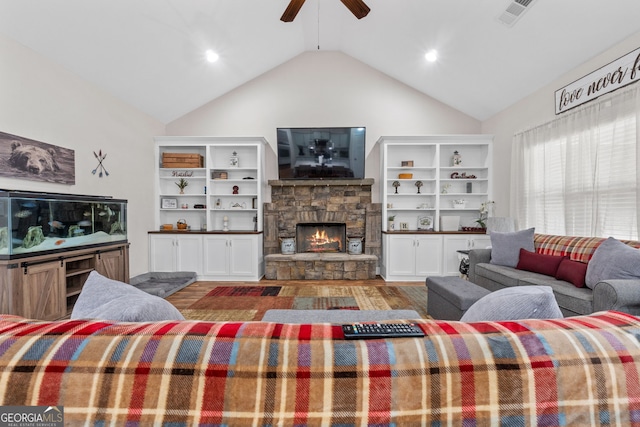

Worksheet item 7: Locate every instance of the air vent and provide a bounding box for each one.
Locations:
[498,0,537,27]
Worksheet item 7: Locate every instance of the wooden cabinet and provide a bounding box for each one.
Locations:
[382,234,442,281]
[19,260,66,320]
[0,242,130,320]
[95,245,130,283]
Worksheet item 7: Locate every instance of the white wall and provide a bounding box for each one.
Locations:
[0,34,164,277]
[167,51,482,201]
[482,31,640,218]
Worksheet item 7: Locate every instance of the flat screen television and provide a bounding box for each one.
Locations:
[277,127,366,179]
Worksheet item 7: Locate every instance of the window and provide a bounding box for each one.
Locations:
[512,85,640,240]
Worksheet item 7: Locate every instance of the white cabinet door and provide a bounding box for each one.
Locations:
[149,235,178,272]
[387,235,418,277]
[203,235,230,276]
[442,235,472,275]
[175,234,203,273]
[470,235,491,250]
[414,235,442,277]
[385,234,443,280]
[229,236,256,276]
[442,234,491,275]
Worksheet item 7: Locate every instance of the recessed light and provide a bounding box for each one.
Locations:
[425,49,438,63]
[206,49,219,63]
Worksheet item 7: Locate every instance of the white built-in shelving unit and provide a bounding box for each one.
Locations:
[151,136,267,281]
[377,135,493,281]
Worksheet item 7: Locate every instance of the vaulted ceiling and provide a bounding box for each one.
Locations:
[1,0,640,123]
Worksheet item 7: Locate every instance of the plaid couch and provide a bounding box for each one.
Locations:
[469,234,640,317]
[2,312,640,425]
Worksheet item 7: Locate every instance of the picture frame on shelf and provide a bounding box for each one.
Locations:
[399,222,410,231]
[417,215,434,231]
[161,198,177,209]
[211,170,228,180]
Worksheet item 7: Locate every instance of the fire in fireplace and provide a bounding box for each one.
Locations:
[296,223,346,253]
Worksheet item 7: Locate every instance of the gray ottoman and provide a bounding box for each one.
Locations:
[262,309,421,323]
[426,276,491,320]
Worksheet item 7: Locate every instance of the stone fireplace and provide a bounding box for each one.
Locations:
[264,179,381,280]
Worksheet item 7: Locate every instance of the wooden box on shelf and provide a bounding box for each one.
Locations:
[162,153,204,168]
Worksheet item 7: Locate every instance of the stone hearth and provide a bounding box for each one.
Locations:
[264,253,377,280]
[264,179,381,280]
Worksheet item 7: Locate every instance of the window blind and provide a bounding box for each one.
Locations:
[512,85,640,240]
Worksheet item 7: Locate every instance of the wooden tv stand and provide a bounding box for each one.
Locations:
[0,242,129,320]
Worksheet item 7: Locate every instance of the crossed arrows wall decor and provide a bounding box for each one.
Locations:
[92,149,109,178]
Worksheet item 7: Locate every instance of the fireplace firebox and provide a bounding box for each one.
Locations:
[296,223,346,253]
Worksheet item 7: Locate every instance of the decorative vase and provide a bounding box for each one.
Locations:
[347,237,364,255]
[280,237,295,254]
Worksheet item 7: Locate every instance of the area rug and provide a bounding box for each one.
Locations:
[179,285,429,321]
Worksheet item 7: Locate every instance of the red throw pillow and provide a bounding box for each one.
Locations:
[516,248,567,277]
[555,258,588,288]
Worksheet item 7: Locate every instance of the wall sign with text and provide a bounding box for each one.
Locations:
[555,47,640,114]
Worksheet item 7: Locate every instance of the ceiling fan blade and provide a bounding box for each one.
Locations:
[280,0,306,22]
[340,0,370,19]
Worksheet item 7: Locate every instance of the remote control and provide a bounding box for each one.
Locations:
[341,323,425,339]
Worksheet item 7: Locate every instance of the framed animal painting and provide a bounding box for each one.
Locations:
[0,131,75,185]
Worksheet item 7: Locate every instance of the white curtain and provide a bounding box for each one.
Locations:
[511,84,640,240]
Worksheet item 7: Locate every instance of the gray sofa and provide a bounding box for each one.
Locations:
[468,234,640,317]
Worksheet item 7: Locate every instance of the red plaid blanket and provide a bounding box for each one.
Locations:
[1,312,640,425]
[534,233,640,263]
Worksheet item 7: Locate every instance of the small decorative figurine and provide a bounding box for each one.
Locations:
[452,150,462,166]
[392,181,400,194]
[232,185,239,195]
[415,180,423,194]
[229,151,239,167]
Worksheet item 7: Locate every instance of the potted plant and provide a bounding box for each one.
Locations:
[475,201,495,229]
[175,178,189,194]
[388,215,396,231]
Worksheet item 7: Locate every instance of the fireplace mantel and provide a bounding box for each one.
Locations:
[268,178,374,187]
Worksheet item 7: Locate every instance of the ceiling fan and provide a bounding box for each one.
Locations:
[281,0,370,22]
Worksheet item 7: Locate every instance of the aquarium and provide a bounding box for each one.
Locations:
[0,190,127,259]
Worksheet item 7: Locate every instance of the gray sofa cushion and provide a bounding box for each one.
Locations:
[460,286,563,322]
[519,276,594,316]
[70,271,185,322]
[585,237,640,289]
[490,227,535,268]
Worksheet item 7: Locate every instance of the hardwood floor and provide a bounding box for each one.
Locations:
[165,277,421,310]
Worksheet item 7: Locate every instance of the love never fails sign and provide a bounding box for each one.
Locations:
[555,47,640,114]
